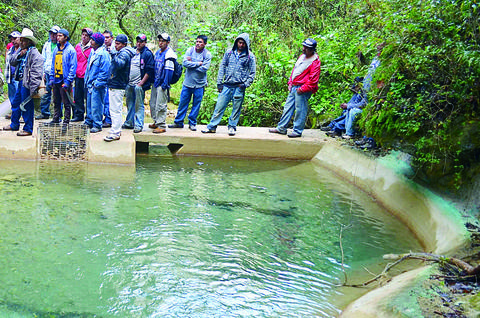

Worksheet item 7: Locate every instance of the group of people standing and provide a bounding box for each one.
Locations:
[3,25,324,140]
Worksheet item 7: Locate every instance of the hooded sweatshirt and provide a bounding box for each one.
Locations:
[217,33,256,88]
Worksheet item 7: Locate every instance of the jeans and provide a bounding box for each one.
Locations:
[10,82,34,133]
[276,85,312,135]
[174,85,205,127]
[103,87,112,125]
[149,86,168,128]
[39,80,53,116]
[52,83,73,123]
[7,79,18,104]
[124,84,145,130]
[207,85,245,130]
[85,86,106,130]
[108,88,125,136]
[345,107,362,136]
[73,77,86,120]
[330,110,347,132]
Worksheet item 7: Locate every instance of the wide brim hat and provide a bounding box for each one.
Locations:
[20,28,37,45]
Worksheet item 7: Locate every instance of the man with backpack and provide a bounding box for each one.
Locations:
[169,35,211,131]
[202,33,256,136]
[149,32,177,134]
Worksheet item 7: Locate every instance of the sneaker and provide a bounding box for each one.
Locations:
[320,126,331,131]
[189,125,197,131]
[287,131,302,138]
[326,130,341,138]
[35,114,49,120]
[90,127,102,133]
[133,128,142,133]
[104,134,120,142]
[228,127,236,136]
[152,127,166,134]
[359,139,377,150]
[355,137,368,146]
[122,124,134,129]
[168,123,183,129]
[17,130,32,136]
[268,128,287,135]
[70,117,83,122]
[342,135,353,140]
[102,122,112,128]
[201,128,216,134]
[3,125,18,131]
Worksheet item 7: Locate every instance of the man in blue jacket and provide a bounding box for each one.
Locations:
[149,32,177,134]
[202,33,256,136]
[49,28,77,124]
[104,34,135,142]
[122,34,155,133]
[169,35,211,131]
[84,33,111,133]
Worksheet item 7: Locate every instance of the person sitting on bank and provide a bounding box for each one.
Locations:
[325,77,367,139]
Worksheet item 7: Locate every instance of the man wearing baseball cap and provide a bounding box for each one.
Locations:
[123,34,155,133]
[5,31,21,110]
[269,38,321,138]
[104,34,135,141]
[49,28,77,124]
[149,32,177,133]
[36,25,60,120]
[72,27,93,122]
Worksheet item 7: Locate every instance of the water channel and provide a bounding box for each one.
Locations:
[0,155,422,317]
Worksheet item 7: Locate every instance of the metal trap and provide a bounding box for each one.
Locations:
[37,123,89,161]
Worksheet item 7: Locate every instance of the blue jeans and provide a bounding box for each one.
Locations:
[103,87,111,125]
[10,82,34,133]
[207,85,245,130]
[345,107,362,136]
[85,86,106,130]
[174,85,205,127]
[124,85,145,130]
[39,80,53,116]
[276,86,312,135]
[7,80,18,104]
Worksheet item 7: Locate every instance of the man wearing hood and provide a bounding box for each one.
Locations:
[84,33,111,133]
[72,27,93,122]
[202,33,256,136]
[269,38,321,138]
[3,28,44,136]
[49,28,77,124]
[36,25,60,120]
[104,34,135,141]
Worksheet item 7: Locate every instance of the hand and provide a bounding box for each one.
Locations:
[288,84,292,92]
[340,103,347,109]
[198,61,203,66]
[296,88,304,95]
[186,56,192,61]
[217,84,223,93]
[62,83,70,90]
[19,49,27,56]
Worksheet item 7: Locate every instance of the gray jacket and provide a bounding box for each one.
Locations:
[217,33,256,88]
[10,47,44,96]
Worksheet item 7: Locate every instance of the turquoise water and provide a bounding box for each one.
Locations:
[0,157,422,317]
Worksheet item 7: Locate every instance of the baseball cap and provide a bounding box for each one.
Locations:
[157,32,170,42]
[49,26,60,33]
[115,34,129,44]
[136,34,147,42]
[302,38,317,50]
[82,28,93,36]
[8,31,21,38]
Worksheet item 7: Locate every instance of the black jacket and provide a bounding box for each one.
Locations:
[108,46,135,89]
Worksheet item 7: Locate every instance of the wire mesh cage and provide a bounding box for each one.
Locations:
[37,123,89,161]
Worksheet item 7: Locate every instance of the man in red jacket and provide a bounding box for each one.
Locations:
[269,38,321,138]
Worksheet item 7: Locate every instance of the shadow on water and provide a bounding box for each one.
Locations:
[0,300,100,318]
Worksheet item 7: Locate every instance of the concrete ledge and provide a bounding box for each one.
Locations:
[0,130,37,160]
[87,130,135,165]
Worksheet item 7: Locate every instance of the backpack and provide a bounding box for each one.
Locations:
[166,57,183,85]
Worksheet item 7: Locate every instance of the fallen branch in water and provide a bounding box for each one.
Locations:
[342,252,480,288]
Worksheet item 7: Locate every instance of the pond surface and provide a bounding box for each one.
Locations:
[0,156,422,317]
